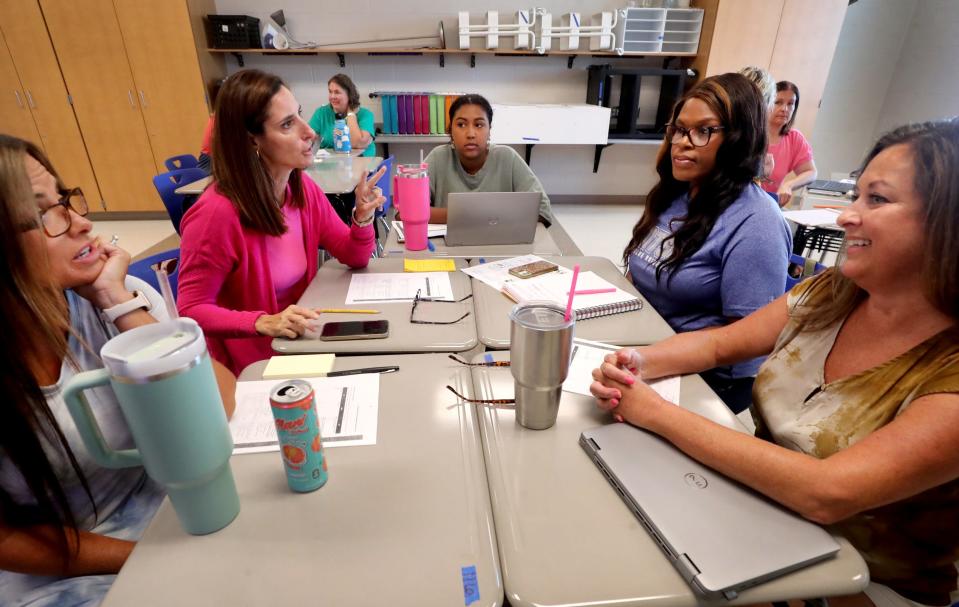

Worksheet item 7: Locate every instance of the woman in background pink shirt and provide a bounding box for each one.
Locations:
[764,80,818,207]
[178,69,386,374]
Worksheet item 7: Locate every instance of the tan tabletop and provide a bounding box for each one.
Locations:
[467,350,868,607]
[470,255,675,349]
[381,222,562,258]
[173,155,382,196]
[102,354,503,607]
[272,257,477,354]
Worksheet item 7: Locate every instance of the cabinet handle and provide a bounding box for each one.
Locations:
[138,90,148,108]
[14,90,23,108]
[25,90,36,108]
[127,90,136,108]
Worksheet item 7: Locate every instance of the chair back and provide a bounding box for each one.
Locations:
[128,249,180,302]
[164,154,199,171]
[785,253,826,292]
[152,168,208,234]
[374,155,395,216]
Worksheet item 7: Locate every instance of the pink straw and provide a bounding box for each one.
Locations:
[567,288,616,296]
[564,264,581,321]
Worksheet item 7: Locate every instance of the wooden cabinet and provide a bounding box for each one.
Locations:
[40,0,162,212]
[0,0,101,205]
[0,0,223,214]
[692,0,847,136]
[114,0,212,175]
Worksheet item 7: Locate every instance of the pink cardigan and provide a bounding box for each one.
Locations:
[178,174,374,374]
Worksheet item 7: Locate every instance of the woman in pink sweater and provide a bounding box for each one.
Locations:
[178,69,385,374]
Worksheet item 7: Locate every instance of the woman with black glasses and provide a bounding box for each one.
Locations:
[0,135,235,605]
[622,73,792,413]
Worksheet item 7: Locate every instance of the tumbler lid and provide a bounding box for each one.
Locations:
[101,318,207,381]
[509,301,575,330]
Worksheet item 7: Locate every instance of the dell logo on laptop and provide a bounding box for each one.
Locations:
[684,473,708,489]
[486,216,500,226]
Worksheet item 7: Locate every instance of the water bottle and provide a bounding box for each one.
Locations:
[333,113,351,154]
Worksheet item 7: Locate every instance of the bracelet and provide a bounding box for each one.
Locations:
[352,207,375,227]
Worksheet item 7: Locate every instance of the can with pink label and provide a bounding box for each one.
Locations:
[269,380,328,492]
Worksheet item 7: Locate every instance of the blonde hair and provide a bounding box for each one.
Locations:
[738,66,776,110]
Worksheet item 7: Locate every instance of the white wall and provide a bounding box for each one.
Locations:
[810,0,916,179]
[874,0,959,136]
[211,1,667,197]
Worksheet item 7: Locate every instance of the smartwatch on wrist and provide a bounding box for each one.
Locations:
[101,290,152,323]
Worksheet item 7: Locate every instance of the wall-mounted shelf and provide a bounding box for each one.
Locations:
[207,47,697,69]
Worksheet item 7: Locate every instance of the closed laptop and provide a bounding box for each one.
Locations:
[580,423,840,600]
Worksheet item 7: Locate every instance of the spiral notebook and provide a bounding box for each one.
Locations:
[501,270,642,320]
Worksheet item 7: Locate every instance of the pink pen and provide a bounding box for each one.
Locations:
[567,288,616,295]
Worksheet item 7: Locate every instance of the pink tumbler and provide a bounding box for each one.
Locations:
[393,163,430,251]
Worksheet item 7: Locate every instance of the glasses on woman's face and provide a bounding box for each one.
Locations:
[665,124,725,148]
[40,187,88,237]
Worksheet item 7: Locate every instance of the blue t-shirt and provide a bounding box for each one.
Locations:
[628,183,792,378]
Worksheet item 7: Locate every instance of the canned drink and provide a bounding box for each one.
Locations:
[269,380,328,492]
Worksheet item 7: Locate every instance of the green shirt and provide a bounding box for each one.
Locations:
[308,105,375,157]
[424,144,553,226]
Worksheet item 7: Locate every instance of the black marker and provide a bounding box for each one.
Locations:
[326,366,399,377]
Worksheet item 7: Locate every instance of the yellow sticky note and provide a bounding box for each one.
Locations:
[263,354,335,379]
[404,258,456,272]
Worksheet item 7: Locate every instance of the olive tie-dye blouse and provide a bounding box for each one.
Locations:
[752,271,959,605]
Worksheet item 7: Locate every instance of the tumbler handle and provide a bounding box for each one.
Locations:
[62,369,142,468]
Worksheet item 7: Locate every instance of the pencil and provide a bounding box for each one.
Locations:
[319,308,380,314]
[567,288,617,295]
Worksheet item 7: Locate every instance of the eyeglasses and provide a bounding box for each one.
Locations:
[40,188,88,237]
[665,124,725,148]
[410,289,473,325]
[445,385,515,406]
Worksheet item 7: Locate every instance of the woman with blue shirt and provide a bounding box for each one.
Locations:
[623,73,792,412]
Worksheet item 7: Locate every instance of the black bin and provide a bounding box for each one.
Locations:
[208,15,261,49]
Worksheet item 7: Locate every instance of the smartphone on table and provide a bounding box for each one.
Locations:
[509,260,559,280]
[319,320,390,341]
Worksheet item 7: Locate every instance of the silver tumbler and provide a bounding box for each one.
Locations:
[509,301,575,430]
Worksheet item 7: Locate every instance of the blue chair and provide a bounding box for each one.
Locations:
[128,249,180,302]
[152,168,208,234]
[372,156,394,256]
[785,253,826,292]
[164,154,199,171]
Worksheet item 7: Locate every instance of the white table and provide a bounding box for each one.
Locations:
[272,257,477,355]
[102,353,503,606]
[173,155,382,196]
[467,350,869,607]
[470,255,675,349]
[381,223,562,259]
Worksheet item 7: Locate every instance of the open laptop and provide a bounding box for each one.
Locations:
[580,423,839,600]
[444,192,540,246]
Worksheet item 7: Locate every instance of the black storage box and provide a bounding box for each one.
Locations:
[208,15,261,49]
[587,65,688,139]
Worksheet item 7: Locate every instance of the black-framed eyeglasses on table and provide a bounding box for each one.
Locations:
[410,289,473,325]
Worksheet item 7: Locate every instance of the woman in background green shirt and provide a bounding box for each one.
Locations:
[308,73,375,158]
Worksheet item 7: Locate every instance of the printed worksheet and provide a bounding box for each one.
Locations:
[563,338,680,403]
[344,272,454,303]
[230,376,379,454]
[461,255,562,291]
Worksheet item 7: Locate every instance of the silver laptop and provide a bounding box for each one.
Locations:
[580,423,839,600]
[444,192,540,246]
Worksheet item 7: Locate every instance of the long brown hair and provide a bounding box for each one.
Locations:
[211,69,305,236]
[621,73,767,281]
[795,119,959,330]
[0,134,92,568]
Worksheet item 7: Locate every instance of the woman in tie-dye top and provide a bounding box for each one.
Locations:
[590,119,959,605]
